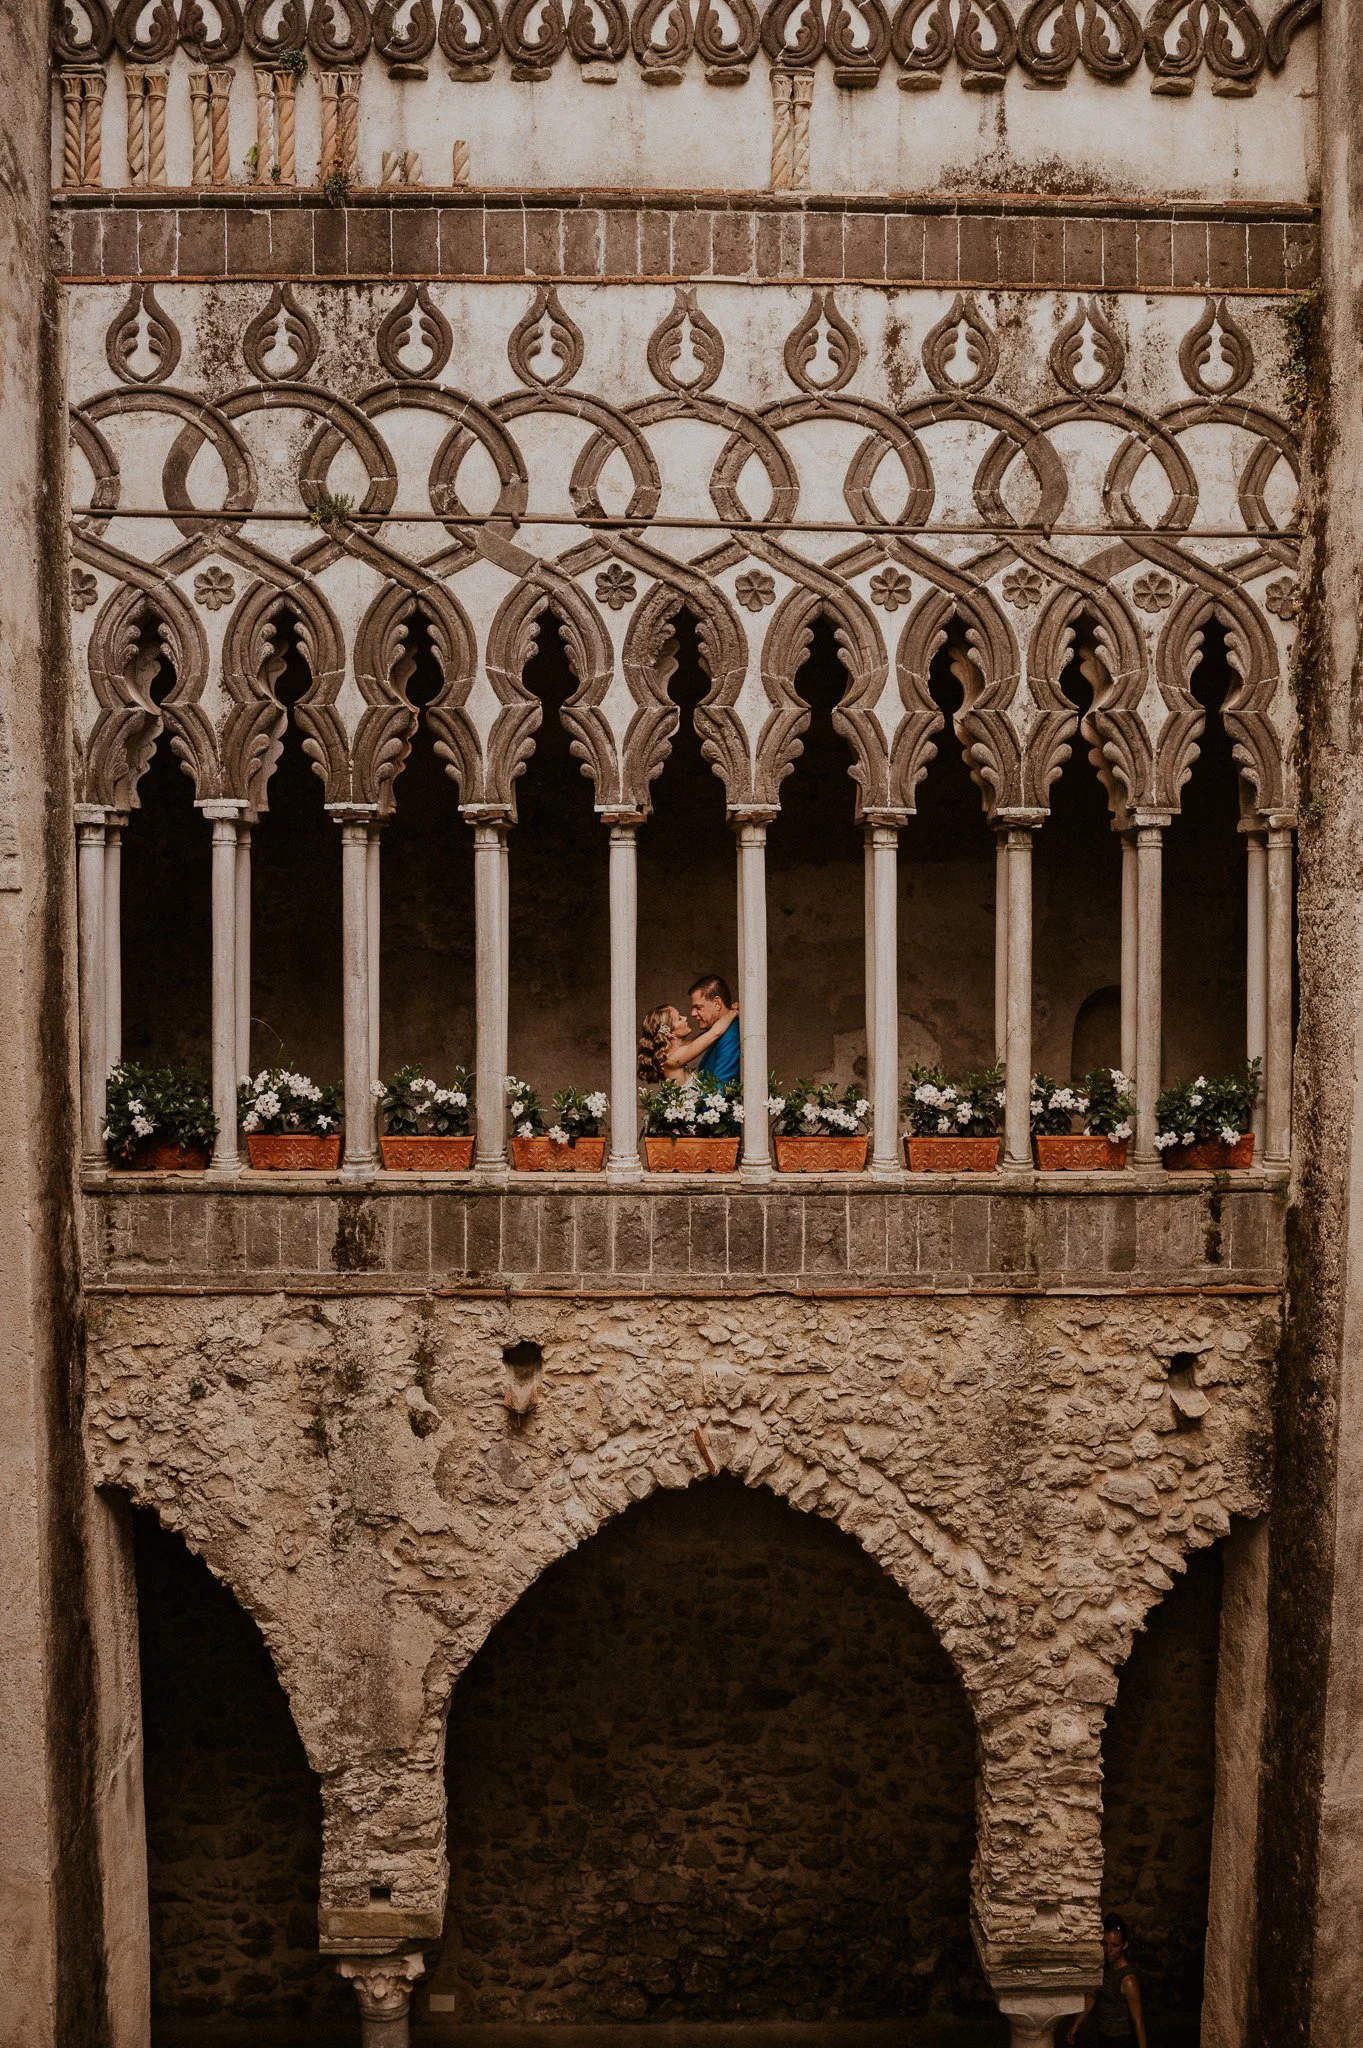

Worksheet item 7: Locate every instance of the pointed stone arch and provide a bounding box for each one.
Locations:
[894,583,1022,818]
[759,582,892,820]
[84,573,217,808]
[220,573,349,809]
[1155,585,1288,817]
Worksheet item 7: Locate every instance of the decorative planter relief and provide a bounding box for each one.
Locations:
[905,1136,1001,1172]
[112,1139,210,1172]
[510,1136,608,1172]
[643,1137,741,1173]
[379,1135,476,1171]
[773,1135,869,1172]
[246,1134,343,1171]
[1161,1134,1255,1171]
[1034,1135,1129,1171]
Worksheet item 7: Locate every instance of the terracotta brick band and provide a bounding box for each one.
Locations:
[55,190,1319,292]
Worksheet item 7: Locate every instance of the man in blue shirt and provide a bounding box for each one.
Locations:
[689,975,740,1085]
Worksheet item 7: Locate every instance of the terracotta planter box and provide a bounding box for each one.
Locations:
[773,1134,869,1173]
[112,1138,210,1172]
[246,1133,343,1171]
[1162,1133,1255,1172]
[379,1134,475,1172]
[1034,1135,1129,1171]
[905,1135,1001,1172]
[510,1135,607,1172]
[643,1136,740,1173]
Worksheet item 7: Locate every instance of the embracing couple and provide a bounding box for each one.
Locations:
[638,975,741,1086]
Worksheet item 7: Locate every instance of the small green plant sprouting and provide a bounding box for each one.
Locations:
[270,160,282,183]
[310,492,354,536]
[304,1412,328,1455]
[1282,280,1323,423]
[321,166,352,206]
[189,1379,206,1401]
[243,141,259,174]
[276,44,308,79]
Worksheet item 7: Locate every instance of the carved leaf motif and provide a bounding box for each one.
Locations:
[104,284,181,387]
[374,0,438,58]
[242,283,320,382]
[1266,0,1317,68]
[181,0,245,61]
[307,0,373,62]
[826,0,890,67]
[631,0,692,64]
[1017,0,1139,76]
[53,0,116,64]
[568,0,629,61]
[244,0,306,57]
[1177,296,1254,399]
[646,289,726,395]
[955,0,1015,69]
[376,283,453,381]
[1204,0,1263,75]
[694,0,759,65]
[507,287,584,388]
[437,0,502,65]
[891,0,955,71]
[920,293,999,394]
[783,290,861,395]
[761,0,825,64]
[1143,0,1203,73]
[503,0,567,63]
[113,0,178,60]
[1049,297,1125,396]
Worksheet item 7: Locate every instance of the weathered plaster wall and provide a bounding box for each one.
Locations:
[431,1478,994,2024]
[84,1276,1274,1976]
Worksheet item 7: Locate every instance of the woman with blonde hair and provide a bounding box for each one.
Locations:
[638,992,738,1085]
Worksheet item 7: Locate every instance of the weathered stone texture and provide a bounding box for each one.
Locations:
[433,1480,993,2024]
[86,1284,1274,1971]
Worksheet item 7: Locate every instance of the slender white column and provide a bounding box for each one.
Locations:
[868,822,901,1176]
[1264,822,1295,1166]
[499,828,510,1037]
[863,832,877,1107]
[1133,817,1167,1165]
[235,823,252,1086]
[994,836,1009,1063]
[736,816,771,1178]
[1245,826,1268,1155]
[607,819,641,1179]
[202,802,242,1176]
[473,819,509,1169]
[76,808,108,1163]
[1002,824,1035,1169]
[103,815,124,1070]
[338,814,376,1171]
[1120,828,1137,1079]
[366,827,381,1087]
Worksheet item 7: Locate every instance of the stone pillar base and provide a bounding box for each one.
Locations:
[998,1985,1089,2044]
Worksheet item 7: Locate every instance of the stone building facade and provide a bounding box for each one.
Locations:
[10,0,1363,2043]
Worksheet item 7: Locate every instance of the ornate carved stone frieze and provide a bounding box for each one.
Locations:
[51,0,1316,86]
[66,280,1298,828]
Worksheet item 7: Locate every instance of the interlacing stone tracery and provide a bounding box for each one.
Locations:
[68,281,1298,830]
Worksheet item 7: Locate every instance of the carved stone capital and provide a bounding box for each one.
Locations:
[335,1948,426,2020]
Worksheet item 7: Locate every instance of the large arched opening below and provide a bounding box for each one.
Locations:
[1100,1541,1223,2047]
[133,1509,349,2041]
[425,1479,1000,2041]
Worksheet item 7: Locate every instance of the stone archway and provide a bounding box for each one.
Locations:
[423,1477,1002,2038]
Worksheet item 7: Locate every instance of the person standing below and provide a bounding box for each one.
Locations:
[1067,1916,1148,2048]
[689,975,741,1087]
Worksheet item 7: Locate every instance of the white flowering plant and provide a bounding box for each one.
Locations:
[505,1075,544,1138]
[901,1062,1004,1138]
[640,1070,742,1137]
[104,1061,217,1162]
[1078,1067,1136,1140]
[238,1067,342,1136]
[377,1064,474,1138]
[547,1086,610,1144]
[768,1077,870,1138]
[1154,1061,1260,1150]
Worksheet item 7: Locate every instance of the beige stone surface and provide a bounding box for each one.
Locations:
[85,1284,1273,1977]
